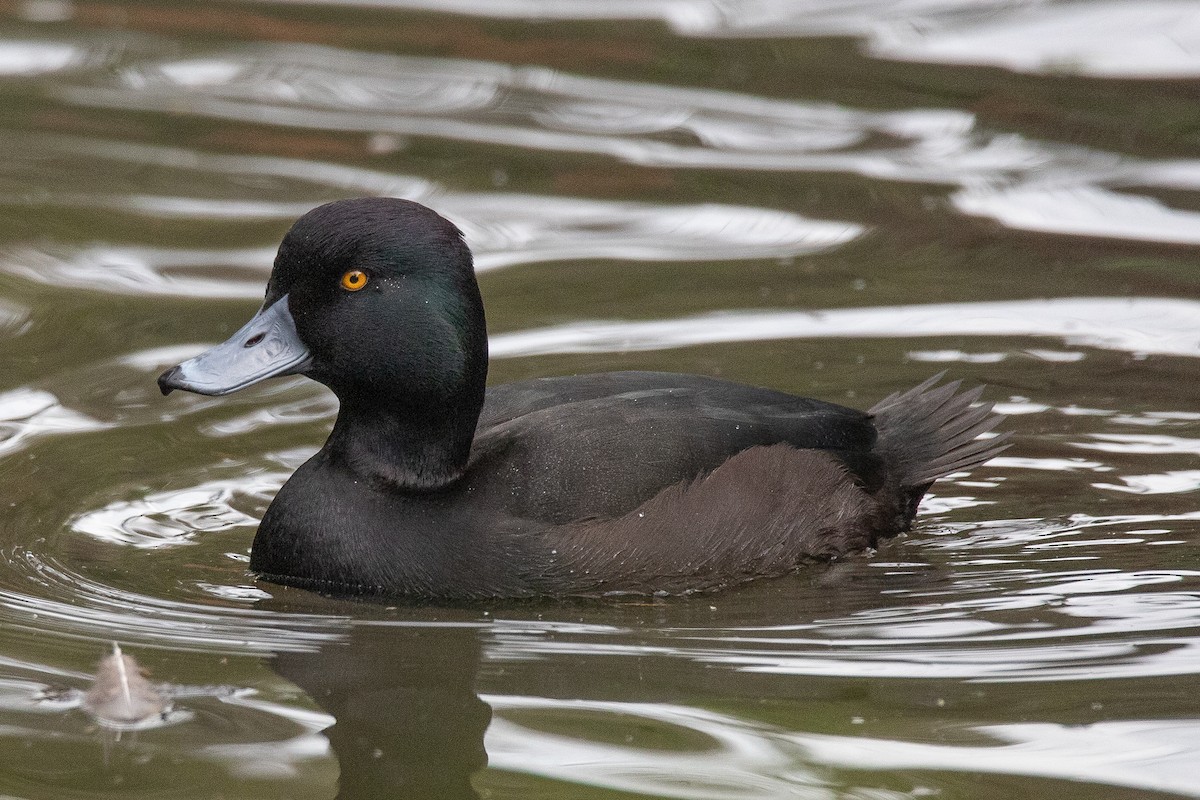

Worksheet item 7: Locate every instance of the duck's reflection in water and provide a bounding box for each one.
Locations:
[271,621,489,800]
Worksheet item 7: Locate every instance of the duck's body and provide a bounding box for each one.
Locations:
[159,198,1007,600]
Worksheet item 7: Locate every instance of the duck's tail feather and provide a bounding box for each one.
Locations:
[869,372,1010,489]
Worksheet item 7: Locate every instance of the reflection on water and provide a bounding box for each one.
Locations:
[70,469,288,548]
[954,185,1200,245]
[802,718,1200,796]
[5,242,276,299]
[271,623,488,798]
[19,38,1200,249]
[0,40,79,75]
[16,594,1197,798]
[0,388,110,456]
[224,0,1200,80]
[488,698,1200,798]
[489,297,1200,360]
[869,1,1200,79]
[2,0,1200,798]
[60,46,972,165]
[485,696,820,799]
[1077,433,1200,455]
[1,137,863,298]
[1094,470,1200,495]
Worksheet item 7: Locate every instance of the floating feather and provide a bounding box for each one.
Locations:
[82,643,167,727]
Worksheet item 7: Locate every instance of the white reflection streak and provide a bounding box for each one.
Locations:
[1094,471,1200,495]
[800,720,1200,797]
[235,0,1200,80]
[26,133,434,200]
[953,186,1200,245]
[57,82,1015,181]
[2,200,858,298]
[0,576,347,655]
[483,574,1200,682]
[869,1,1200,79]
[1,134,866,297]
[200,695,335,778]
[4,244,275,299]
[70,471,288,548]
[986,457,1109,473]
[485,622,1200,683]
[463,198,862,270]
[484,695,811,800]
[483,693,1200,797]
[0,298,28,335]
[202,395,338,437]
[0,41,80,75]
[52,48,991,178]
[46,41,1200,245]
[1075,434,1200,456]
[0,388,110,457]
[489,297,1200,360]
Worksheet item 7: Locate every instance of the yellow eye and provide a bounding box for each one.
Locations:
[340,270,369,291]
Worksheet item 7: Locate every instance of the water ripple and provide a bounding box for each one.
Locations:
[231,0,1200,84]
[69,469,288,549]
[0,298,30,340]
[0,388,110,457]
[57,45,974,172]
[954,185,1200,246]
[484,695,1200,798]
[803,718,1200,797]
[459,196,861,270]
[14,35,1200,247]
[4,193,856,297]
[0,41,81,76]
[870,0,1200,79]
[4,243,275,299]
[0,549,346,654]
[1075,433,1200,456]
[488,297,1200,360]
[1,136,862,297]
[484,586,1200,683]
[485,696,818,800]
[1094,471,1200,495]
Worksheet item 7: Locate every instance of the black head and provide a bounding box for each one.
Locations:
[268,198,487,409]
[159,197,489,488]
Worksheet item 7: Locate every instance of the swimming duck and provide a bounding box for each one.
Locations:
[158,197,1008,600]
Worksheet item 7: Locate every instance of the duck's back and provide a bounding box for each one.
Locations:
[458,371,1008,596]
[468,371,885,524]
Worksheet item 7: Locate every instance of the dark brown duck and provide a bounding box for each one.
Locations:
[158,198,1008,600]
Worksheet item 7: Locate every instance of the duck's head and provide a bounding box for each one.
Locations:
[158,197,488,488]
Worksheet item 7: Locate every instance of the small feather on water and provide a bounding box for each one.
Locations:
[82,643,167,727]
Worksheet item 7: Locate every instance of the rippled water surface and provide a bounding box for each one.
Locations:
[2,0,1199,797]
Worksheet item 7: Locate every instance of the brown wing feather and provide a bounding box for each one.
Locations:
[549,445,883,596]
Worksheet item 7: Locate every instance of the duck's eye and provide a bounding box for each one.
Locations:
[340,270,369,292]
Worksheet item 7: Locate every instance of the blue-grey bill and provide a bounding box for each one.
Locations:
[158,295,312,396]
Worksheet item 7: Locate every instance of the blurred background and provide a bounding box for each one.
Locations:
[1,0,1199,798]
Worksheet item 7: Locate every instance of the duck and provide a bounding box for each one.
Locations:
[158,197,1009,600]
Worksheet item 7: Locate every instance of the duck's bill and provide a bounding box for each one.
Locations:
[157,295,312,396]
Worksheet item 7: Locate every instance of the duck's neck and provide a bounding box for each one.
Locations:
[326,392,482,491]
[316,249,489,491]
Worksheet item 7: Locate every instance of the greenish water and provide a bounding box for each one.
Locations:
[1,1,1199,797]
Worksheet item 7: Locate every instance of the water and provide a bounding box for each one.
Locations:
[1,0,1199,797]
